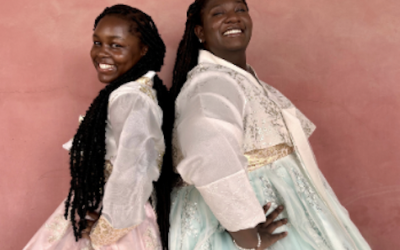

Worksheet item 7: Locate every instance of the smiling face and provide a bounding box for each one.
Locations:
[195,0,252,57]
[90,15,148,83]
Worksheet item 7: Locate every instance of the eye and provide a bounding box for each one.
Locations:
[93,41,101,46]
[236,4,248,13]
[111,43,123,48]
[211,7,225,17]
[212,11,223,17]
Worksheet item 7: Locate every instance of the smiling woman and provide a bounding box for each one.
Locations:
[23,4,173,250]
[168,0,372,250]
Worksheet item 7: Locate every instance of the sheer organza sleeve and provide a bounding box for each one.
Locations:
[175,72,266,232]
[90,90,164,248]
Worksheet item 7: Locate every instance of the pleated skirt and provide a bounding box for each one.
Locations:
[169,153,371,250]
[24,201,162,250]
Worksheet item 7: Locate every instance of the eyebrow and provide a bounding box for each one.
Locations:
[92,34,123,39]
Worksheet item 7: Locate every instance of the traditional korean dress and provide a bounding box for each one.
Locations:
[24,71,164,250]
[169,50,371,250]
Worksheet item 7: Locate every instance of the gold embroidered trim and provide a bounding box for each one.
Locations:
[104,160,113,182]
[139,86,156,101]
[137,76,156,101]
[245,144,294,172]
[157,151,164,172]
[137,76,152,87]
[90,216,137,247]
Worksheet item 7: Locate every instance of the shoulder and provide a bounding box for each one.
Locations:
[179,63,246,103]
[187,63,243,85]
[109,80,157,107]
[108,82,161,120]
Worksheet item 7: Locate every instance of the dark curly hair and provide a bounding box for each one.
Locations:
[63,5,174,249]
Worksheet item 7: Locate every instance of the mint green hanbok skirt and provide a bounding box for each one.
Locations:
[169,153,371,250]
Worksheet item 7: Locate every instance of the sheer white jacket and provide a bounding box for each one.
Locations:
[64,71,164,247]
[173,50,316,232]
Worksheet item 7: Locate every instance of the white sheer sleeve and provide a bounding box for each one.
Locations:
[90,90,164,247]
[175,72,266,232]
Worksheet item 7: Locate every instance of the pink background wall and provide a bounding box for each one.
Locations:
[1,0,398,249]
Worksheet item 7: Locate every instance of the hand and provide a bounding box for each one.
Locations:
[228,203,288,249]
[81,211,100,239]
[257,203,288,249]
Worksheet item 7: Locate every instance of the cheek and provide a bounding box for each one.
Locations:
[245,16,253,32]
[114,52,131,66]
[90,47,97,60]
[119,55,141,73]
[205,23,220,42]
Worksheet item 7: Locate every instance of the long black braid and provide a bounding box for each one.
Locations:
[170,0,248,100]
[64,5,173,249]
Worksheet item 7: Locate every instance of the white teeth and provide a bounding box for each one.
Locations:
[99,64,114,70]
[224,29,242,36]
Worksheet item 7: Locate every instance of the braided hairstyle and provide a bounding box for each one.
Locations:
[170,0,248,99]
[64,5,173,248]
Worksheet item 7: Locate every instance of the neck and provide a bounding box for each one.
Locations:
[210,49,247,70]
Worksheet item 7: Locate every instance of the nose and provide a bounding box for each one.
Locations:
[97,45,110,58]
[225,10,240,23]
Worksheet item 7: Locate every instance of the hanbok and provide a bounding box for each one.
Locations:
[169,50,371,250]
[24,71,164,250]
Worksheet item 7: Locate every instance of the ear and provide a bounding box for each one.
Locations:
[194,25,205,43]
[141,45,149,56]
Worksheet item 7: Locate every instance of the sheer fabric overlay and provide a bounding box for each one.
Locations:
[24,71,163,250]
[170,153,370,250]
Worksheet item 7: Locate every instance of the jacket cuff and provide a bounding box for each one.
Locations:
[197,170,266,232]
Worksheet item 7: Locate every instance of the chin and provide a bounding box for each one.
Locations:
[98,75,115,84]
[225,45,248,52]
[223,41,249,51]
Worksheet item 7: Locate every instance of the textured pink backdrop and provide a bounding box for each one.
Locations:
[1,0,399,249]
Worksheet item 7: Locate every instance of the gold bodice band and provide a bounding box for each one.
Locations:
[245,144,294,172]
[177,144,294,187]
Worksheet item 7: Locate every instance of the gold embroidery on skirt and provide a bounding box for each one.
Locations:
[145,226,161,248]
[245,144,294,172]
[45,214,70,244]
[90,216,138,247]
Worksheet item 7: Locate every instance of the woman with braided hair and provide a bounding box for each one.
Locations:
[168,0,371,249]
[24,4,174,250]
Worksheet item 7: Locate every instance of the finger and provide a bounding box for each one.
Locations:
[262,202,271,214]
[265,205,284,225]
[266,232,288,246]
[265,219,288,234]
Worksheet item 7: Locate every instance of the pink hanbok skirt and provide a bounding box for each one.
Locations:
[24,200,162,250]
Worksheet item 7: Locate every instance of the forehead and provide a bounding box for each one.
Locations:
[204,0,246,10]
[94,15,137,36]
